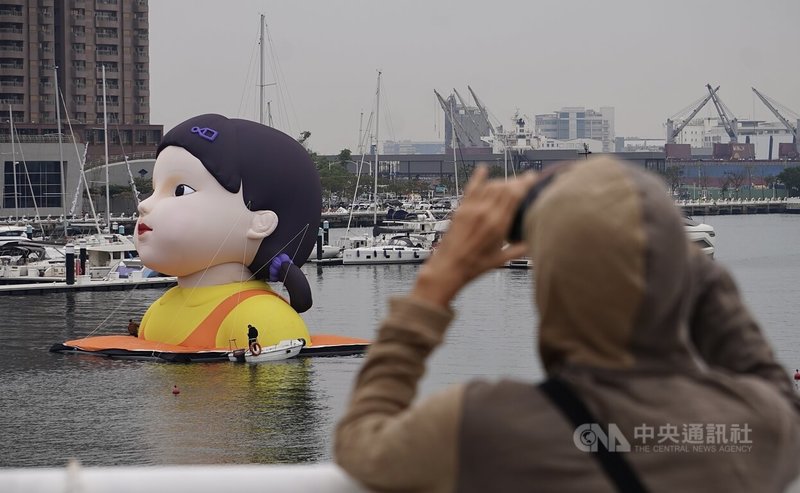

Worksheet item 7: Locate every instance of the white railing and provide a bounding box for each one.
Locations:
[0,461,367,493]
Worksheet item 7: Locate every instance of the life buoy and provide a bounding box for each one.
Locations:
[250,342,262,356]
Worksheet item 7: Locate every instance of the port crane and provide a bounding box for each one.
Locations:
[751,87,798,141]
[433,89,481,147]
[706,83,738,143]
[453,88,484,139]
[467,86,496,136]
[666,86,719,143]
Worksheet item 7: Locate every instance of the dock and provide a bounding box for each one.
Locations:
[0,276,176,296]
[679,197,800,216]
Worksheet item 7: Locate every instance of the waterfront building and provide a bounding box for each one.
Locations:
[1,0,162,218]
[383,140,445,155]
[615,137,667,153]
[674,117,796,159]
[535,106,615,152]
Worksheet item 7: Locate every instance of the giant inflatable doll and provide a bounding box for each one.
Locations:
[51,115,369,361]
[133,114,318,351]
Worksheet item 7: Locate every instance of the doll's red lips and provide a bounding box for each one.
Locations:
[138,223,152,234]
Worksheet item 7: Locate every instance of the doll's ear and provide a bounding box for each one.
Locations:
[247,210,279,239]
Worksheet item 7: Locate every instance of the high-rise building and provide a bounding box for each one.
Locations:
[0,0,161,161]
[535,106,615,152]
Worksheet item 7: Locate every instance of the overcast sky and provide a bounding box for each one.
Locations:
[149,0,800,154]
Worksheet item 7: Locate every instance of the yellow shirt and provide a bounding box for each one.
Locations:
[139,280,310,350]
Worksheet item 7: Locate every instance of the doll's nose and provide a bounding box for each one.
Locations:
[137,196,152,216]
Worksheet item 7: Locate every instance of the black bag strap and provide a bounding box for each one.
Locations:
[538,377,648,493]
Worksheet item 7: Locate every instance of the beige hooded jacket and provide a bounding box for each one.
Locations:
[335,157,800,492]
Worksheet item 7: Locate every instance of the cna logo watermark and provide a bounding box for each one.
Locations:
[573,424,631,452]
[573,423,753,454]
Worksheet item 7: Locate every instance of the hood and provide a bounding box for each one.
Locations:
[523,157,694,372]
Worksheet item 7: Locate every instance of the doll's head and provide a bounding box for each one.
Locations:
[158,114,319,271]
[140,114,322,311]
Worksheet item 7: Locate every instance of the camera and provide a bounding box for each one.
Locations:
[507,172,559,243]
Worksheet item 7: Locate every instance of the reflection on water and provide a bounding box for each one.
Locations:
[0,216,799,467]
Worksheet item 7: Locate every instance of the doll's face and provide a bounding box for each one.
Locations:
[135,146,276,277]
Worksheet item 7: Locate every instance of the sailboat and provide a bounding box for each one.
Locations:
[341,72,433,266]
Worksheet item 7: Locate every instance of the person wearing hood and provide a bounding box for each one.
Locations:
[335,157,800,492]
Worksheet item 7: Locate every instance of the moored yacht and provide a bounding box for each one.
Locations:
[342,236,432,265]
[684,216,715,257]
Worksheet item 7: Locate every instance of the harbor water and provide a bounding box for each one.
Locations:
[1,215,799,467]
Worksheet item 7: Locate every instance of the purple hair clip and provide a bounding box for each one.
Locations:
[190,126,218,142]
[269,253,292,282]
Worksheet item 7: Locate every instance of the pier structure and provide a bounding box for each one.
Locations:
[679,197,798,216]
[2,197,800,239]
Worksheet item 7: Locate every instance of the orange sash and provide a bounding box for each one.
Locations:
[177,289,286,349]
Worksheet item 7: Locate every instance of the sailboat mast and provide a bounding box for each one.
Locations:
[102,65,110,231]
[373,71,381,225]
[9,106,18,220]
[54,66,67,234]
[259,14,265,125]
[504,143,508,181]
[450,97,459,197]
[358,111,364,156]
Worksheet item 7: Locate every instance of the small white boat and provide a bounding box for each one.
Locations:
[504,257,532,269]
[227,339,305,363]
[308,244,342,260]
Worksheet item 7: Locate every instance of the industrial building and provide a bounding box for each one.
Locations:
[383,140,445,155]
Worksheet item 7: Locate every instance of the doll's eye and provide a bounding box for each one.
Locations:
[174,184,196,197]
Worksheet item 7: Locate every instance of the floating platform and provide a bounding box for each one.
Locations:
[0,276,177,296]
[49,333,369,362]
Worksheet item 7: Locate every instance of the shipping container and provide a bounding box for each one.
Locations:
[779,142,799,159]
[730,143,755,160]
[713,143,731,160]
[665,143,691,160]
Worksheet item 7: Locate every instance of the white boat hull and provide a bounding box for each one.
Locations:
[308,245,342,260]
[504,257,532,269]
[342,246,431,265]
[228,339,304,363]
[684,218,715,257]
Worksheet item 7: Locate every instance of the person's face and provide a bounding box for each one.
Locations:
[135,146,266,277]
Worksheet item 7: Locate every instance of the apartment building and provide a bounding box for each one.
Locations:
[0,0,161,157]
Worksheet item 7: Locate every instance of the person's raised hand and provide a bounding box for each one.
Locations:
[411,166,538,308]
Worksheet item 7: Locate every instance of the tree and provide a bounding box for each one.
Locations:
[312,149,358,207]
[697,164,710,199]
[134,176,153,196]
[763,175,776,199]
[777,167,800,197]
[743,164,755,199]
[724,171,746,199]
[661,165,684,196]
[487,164,507,179]
[337,148,352,165]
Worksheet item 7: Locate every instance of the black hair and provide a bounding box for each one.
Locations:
[156,114,321,312]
